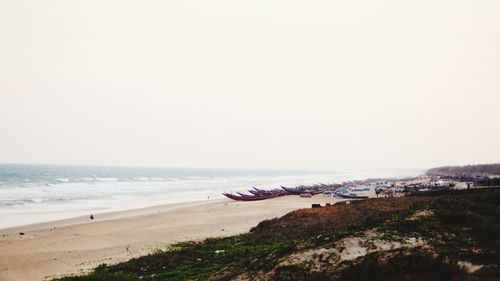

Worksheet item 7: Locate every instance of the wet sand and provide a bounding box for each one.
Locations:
[0,195,340,281]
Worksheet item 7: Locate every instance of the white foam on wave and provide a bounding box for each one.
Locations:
[95,177,119,182]
[150,177,164,181]
[78,177,96,181]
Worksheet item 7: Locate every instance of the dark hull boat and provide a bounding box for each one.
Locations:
[237,192,255,197]
[280,186,304,195]
[222,193,273,201]
[251,187,288,196]
[248,189,261,195]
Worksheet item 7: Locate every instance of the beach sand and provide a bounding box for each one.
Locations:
[0,195,340,281]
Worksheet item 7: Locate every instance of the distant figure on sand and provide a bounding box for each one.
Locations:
[90,214,94,220]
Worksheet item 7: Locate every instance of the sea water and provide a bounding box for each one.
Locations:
[0,164,422,229]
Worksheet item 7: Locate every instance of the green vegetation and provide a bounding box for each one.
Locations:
[56,188,500,281]
[59,234,299,281]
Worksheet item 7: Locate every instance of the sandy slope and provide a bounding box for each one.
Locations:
[0,195,339,281]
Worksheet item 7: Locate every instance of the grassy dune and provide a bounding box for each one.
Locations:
[57,188,500,281]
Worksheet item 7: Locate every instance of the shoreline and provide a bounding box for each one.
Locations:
[0,198,226,233]
[0,194,344,281]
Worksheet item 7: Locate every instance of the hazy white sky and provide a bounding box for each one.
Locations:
[1,0,499,170]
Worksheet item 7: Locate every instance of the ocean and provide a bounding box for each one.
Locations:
[0,164,422,229]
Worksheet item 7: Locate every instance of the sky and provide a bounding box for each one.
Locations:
[0,0,499,171]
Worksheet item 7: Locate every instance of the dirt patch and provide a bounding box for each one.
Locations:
[277,227,429,274]
[407,209,434,220]
[279,247,335,271]
[251,196,430,240]
[338,237,369,261]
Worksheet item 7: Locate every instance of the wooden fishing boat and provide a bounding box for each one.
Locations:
[251,187,288,196]
[280,186,303,195]
[222,193,271,201]
[237,192,255,197]
[248,189,261,195]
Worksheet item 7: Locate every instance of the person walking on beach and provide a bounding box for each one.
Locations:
[90,214,94,220]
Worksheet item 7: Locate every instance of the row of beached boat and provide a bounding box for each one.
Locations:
[222,184,339,201]
[222,187,288,201]
[222,183,372,201]
[222,180,456,201]
[404,181,455,195]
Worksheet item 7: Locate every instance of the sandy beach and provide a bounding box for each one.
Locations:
[0,195,341,281]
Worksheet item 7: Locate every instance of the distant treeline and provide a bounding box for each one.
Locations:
[427,164,500,176]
